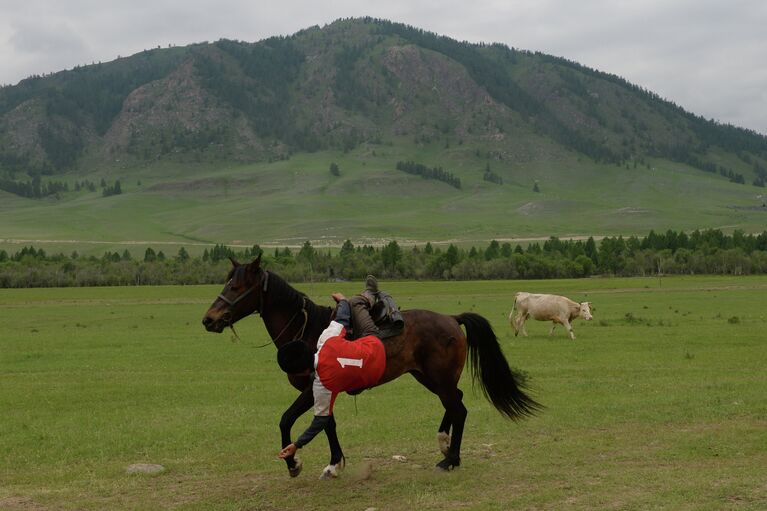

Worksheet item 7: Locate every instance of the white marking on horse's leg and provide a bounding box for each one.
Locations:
[319,457,345,480]
[437,431,451,456]
[289,456,303,478]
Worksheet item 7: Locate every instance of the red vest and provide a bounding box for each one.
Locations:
[311,322,387,416]
[316,331,386,393]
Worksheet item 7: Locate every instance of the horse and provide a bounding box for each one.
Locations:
[202,255,541,478]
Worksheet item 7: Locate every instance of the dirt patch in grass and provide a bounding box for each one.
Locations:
[0,497,49,511]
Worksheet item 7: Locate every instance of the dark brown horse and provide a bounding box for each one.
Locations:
[202,255,540,478]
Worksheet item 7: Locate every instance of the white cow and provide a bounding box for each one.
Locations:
[509,292,593,340]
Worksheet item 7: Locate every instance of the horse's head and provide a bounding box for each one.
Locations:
[202,254,266,333]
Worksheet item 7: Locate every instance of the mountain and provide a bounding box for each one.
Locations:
[1,18,766,251]
[2,17,766,182]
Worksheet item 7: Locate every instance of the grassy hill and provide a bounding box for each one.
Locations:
[1,146,765,257]
[1,18,766,256]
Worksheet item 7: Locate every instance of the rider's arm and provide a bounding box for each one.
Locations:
[294,415,332,448]
[334,299,351,329]
[317,298,351,350]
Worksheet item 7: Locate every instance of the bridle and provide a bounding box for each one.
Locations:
[218,269,310,345]
[218,269,269,312]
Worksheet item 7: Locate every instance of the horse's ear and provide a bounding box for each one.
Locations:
[246,253,262,274]
[229,256,240,267]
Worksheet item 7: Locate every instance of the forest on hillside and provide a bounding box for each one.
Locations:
[2,18,767,187]
[1,229,766,288]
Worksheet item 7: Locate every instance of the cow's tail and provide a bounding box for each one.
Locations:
[455,312,542,421]
[508,293,518,326]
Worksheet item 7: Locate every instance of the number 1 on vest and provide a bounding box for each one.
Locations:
[337,357,363,368]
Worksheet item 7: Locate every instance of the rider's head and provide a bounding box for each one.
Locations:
[277,340,313,374]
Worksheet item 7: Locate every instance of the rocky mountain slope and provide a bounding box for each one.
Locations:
[1,17,766,188]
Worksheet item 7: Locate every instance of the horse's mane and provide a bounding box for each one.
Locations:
[262,269,307,307]
[261,269,334,345]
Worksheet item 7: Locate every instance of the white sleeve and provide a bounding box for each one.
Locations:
[313,376,333,416]
[316,320,344,351]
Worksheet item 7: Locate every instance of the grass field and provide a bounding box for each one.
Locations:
[2,146,766,258]
[2,276,766,510]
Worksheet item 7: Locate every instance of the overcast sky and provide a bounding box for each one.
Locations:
[1,0,765,135]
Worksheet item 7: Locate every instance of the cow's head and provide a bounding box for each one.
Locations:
[579,302,593,321]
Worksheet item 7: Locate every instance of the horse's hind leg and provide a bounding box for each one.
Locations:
[437,412,451,456]
[411,372,454,457]
[436,388,467,471]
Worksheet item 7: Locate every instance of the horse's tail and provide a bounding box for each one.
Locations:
[455,312,542,421]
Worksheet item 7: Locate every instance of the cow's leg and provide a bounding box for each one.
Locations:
[519,313,529,337]
[510,310,520,336]
[279,387,314,477]
[549,321,557,336]
[563,319,576,339]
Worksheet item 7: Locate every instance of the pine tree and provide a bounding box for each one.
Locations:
[176,247,190,261]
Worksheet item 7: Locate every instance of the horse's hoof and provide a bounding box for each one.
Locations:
[288,457,303,478]
[435,457,460,471]
[319,456,345,480]
[319,465,339,480]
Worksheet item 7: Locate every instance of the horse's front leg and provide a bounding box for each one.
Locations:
[320,414,345,479]
[279,387,314,477]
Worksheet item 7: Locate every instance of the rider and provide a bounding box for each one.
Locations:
[349,274,382,337]
[277,292,387,463]
[349,274,404,338]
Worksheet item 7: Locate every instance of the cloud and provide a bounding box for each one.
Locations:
[2,14,88,80]
[0,0,765,135]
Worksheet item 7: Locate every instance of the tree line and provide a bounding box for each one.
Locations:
[2,229,767,288]
[395,161,461,189]
[0,175,69,198]
[0,176,123,199]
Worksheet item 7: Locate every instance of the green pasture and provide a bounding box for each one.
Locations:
[1,276,766,510]
[2,146,766,258]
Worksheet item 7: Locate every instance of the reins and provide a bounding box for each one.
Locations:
[223,269,310,348]
[271,297,310,345]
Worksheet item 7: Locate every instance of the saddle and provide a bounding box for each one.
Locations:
[369,291,405,339]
